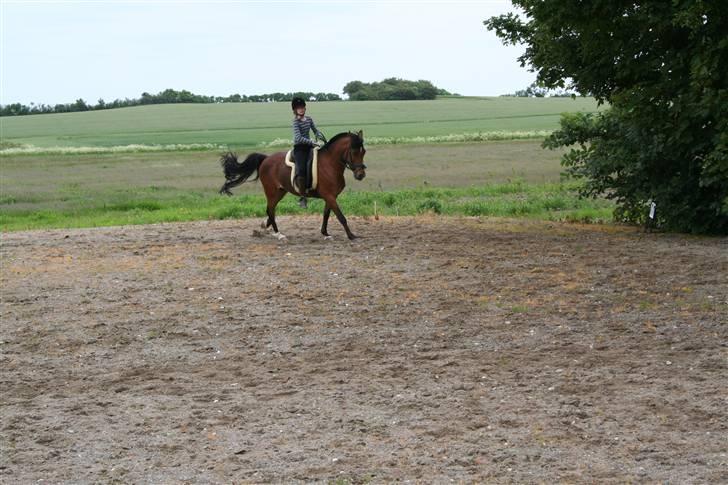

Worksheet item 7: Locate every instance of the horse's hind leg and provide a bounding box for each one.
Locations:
[264,188,286,236]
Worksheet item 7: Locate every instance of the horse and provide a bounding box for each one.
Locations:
[219,131,367,240]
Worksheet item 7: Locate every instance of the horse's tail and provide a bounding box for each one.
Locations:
[219,151,267,195]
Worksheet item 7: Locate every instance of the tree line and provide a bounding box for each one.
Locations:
[502,82,578,98]
[343,78,453,101]
[0,89,342,117]
[0,78,458,116]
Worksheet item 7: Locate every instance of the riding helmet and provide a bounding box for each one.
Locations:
[291,97,306,110]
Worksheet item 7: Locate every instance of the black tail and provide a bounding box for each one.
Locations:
[219,151,267,195]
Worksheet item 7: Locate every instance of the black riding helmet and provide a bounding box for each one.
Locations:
[291,97,306,110]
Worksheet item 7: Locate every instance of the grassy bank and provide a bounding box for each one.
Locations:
[0,182,613,232]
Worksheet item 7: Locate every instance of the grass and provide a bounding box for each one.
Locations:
[0,140,567,207]
[0,131,555,156]
[0,97,603,149]
[0,140,614,231]
[0,182,613,232]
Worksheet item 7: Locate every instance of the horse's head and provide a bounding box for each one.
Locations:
[321,130,367,180]
[348,130,367,181]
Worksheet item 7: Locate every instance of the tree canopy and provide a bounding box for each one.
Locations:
[343,78,451,101]
[486,1,728,234]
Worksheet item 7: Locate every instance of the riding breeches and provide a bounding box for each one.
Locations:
[293,144,311,178]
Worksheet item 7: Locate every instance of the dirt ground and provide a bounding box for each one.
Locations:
[1,216,726,483]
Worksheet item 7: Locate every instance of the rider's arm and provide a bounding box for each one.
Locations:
[292,119,315,146]
[309,118,325,142]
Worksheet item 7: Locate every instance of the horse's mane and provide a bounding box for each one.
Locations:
[321,131,363,151]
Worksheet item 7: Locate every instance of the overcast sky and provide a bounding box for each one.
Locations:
[0,0,533,105]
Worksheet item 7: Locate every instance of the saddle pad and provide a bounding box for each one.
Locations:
[285,147,319,192]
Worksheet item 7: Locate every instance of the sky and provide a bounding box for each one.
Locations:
[0,0,534,106]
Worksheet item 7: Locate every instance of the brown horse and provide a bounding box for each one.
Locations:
[219,131,367,240]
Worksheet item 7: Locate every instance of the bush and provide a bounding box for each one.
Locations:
[545,109,728,234]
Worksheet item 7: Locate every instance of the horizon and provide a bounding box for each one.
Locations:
[0,85,502,109]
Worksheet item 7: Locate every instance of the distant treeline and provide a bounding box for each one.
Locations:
[502,83,578,98]
[0,89,342,117]
[1,79,457,116]
[343,78,453,101]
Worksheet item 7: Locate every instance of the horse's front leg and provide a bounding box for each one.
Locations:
[323,196,357,240]
[321,206,331,237]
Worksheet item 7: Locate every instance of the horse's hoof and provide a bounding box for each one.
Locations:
[324,235,333,241]
[274,232,287,241]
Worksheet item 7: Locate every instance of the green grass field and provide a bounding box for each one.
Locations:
[0,98,613,231]
[1,97,602,149]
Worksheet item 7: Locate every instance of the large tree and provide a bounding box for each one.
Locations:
[486,1,728,234]
[343,78,445,101]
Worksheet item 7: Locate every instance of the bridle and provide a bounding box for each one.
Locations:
[341,145,367,172]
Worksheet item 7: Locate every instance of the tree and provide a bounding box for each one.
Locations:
[73,98,89,111]
[343,78,446,101]
[485,1,728,234]
[343,81,365,98]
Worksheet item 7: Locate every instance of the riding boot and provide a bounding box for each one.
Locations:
[294,175,306,195]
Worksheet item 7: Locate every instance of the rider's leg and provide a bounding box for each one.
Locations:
[293,144,309,194]
[293,144,310,207]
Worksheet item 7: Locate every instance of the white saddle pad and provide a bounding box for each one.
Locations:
[285,147,319,193]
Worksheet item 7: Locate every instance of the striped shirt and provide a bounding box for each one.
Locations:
[292,116,323,146]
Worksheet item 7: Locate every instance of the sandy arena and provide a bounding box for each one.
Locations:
[1,216,726,483]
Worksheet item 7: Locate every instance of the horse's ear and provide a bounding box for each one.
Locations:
[357,130,364,140]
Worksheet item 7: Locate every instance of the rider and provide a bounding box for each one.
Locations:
[292,97,326,208]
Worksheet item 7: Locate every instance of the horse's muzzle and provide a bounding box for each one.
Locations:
[354,170,366,181]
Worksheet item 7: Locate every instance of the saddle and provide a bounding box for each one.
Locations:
[285,147,319,194]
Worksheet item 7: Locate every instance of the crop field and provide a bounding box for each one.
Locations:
[0,96,602,149]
